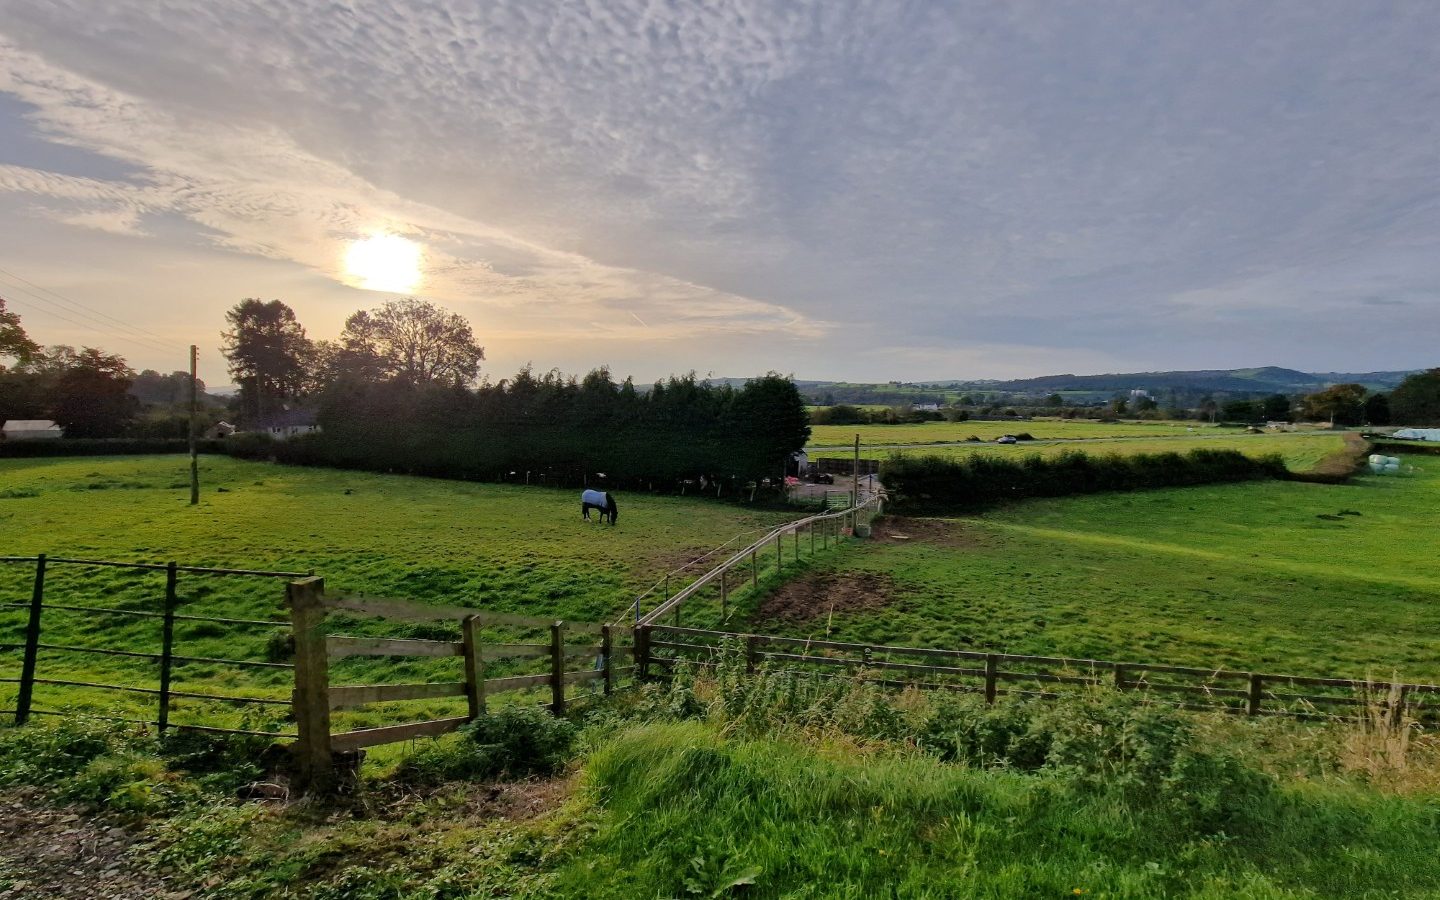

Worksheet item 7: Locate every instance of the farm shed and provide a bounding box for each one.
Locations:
[247,408,319,440]
[0,419,63,441]
[1393,428,1440,442]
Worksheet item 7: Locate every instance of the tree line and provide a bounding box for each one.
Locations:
[219,297,811,488]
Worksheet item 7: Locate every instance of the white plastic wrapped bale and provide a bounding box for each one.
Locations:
[1393,428,1440,441]
[1369,455,1402,474]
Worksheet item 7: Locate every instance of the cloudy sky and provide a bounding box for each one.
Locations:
[0,1,1436,386]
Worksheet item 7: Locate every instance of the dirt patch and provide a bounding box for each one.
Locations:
[0,787,180,899]
[753,571,898,625]
[870,516,983,549]
[1291,432,1372,483]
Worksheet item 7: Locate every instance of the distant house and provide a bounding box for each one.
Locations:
[912,403,941,412]
[246,409,319,440]
[205,421,237,439]
[1,419,64,441]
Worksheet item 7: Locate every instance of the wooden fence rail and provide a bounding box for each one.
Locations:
[636,490,885,628]
[638,624,1440,725]
[287,582,629,790]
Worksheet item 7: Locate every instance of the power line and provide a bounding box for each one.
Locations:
[0,277,177,358]
[0,262,176,352]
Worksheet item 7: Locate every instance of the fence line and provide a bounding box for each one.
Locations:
[635,490,885,627]
[637,624,1440,724]
[0,554,298,734]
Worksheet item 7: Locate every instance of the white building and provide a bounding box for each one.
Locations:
[0,419,64,441]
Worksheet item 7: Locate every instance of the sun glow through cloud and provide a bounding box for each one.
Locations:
[344,232,422,293]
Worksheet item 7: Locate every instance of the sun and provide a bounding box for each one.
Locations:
[344,232,423,293]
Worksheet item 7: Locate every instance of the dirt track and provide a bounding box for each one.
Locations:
[0,789,173,899]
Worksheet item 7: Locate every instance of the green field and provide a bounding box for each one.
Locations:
[748,456,1439,680]
[857,432,1346,471]
[808,418,1259,448]
[0,455,793,730]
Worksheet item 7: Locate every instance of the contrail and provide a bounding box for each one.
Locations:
[629,311,648,327]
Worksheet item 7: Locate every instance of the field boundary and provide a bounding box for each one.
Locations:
[637,624,1440,725]
[1287,431,1371,483]
[634,490,885,627]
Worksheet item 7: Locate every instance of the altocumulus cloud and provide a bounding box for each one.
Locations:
[0,1,1437,379]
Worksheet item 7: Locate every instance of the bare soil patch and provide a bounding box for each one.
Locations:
[753,571,898,625]
[870,516,984,549]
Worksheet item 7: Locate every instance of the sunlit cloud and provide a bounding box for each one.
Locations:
[344,232,422,294]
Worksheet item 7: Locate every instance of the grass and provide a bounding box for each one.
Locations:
[808,418,1262,448]
[0,455,794,731]
[749,456,1440,682]
[846,432,1346,472]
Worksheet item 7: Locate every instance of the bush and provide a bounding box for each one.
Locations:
[0,438,227,458]
[0,717,136,786]
[395,705,579,785]
[882,448,1286,513]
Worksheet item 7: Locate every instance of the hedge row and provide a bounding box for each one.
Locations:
[881,448,1288,513]
[0,438,227,458]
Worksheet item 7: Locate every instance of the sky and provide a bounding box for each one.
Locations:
[0,1,1437,387]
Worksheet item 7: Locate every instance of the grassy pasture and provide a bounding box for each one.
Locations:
[750,458,1440,681]
[848,431,1346,471]
[807,417,1252,447]
[0,455,792,733]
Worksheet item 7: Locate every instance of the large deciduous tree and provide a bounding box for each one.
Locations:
[336,298,484,387]
[221,299,313,424]
[0,296,39,370]
[1389,369,1440,425]
[44,346,138,438]
[1300,383,1368,426]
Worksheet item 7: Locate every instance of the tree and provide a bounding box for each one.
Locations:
[1389,369,1440,425]
[0,296,39,371]
[45,346,137,437]
[1300,383,1367,426]
[1109,396,1129,416]
[221,299,313,424]
[1221,398,1258,422]
[1044,393,1064,407]
[1261,394,1291,421]
[337,298,483,387]
[1363,392,1391,426]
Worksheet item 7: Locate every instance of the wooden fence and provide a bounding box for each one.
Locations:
[0,554,303,735]
[637,624,1440,724]
[635,491,885,629]
[288,579,631,788]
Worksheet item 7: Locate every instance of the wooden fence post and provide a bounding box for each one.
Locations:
[288,576,332,792]
[745,634,758,675]
[461,615,485,719]
[720,570,728,622]
[1247,673,1263,716]
[751,550,757,589]
[984,654,998,704]
[157,562,179,732]
[14,554,47,726]
[810,523,815,555]
[550,621,566,717]
[635,625,652,680]
[775,533,782,572]
[794,528,800,562]
[1112,665,1126,692]
[601,625,614,696]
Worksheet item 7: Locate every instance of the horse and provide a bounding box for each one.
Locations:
[580,488,618,525]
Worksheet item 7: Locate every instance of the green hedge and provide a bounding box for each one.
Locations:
[0,438,227,458]
[882,448,1287,513]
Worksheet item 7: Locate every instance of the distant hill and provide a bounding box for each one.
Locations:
[761,367,1420,397]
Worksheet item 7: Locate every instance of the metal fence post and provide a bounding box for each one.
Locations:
[288,576,332,792]
[550,621,566,716]
[14,554,47,726]
[157,562,178,732]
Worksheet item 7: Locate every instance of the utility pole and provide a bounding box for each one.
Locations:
[189,345,199,505]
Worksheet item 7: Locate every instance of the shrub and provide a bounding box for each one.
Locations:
[0,717,137,786]
[395,705,579,786]
[882,448,1286,513]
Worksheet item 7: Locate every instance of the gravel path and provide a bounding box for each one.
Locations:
[0,788,184,899]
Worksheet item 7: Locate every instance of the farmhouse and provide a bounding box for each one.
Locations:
[205,421,237,439]
[0,419,64,441]
[247,409,319,439]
